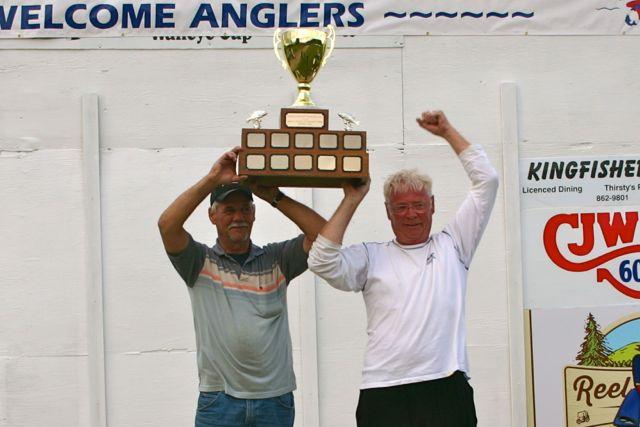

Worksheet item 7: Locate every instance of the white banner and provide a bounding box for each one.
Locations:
[1,0,640,39]
[520,155,640,308]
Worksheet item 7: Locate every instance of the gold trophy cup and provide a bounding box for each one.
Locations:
[274,26,335,107]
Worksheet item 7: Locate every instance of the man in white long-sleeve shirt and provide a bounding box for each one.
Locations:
[308,111,499,427]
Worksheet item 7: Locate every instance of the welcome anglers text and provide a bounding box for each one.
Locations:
[0,2,365,32]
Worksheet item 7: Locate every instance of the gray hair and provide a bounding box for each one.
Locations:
[383,169,433,202]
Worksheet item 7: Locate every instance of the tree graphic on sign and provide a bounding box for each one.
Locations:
[576,312,611,366]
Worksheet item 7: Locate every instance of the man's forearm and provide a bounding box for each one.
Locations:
[160,175,215,229]
[158,174,217,252]
[276,195,326,241]
[318,197,361,245]
[442,127,471,156]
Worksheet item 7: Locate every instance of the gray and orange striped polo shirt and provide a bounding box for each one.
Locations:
[168,233,308,399]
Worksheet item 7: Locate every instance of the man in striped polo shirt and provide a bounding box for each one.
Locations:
[158,146,326,426]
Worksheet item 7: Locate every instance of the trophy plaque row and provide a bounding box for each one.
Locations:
[239,108,368,187]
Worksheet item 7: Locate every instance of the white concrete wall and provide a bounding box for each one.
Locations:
[1,35,638,426]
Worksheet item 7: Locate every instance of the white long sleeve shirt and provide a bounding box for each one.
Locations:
[308,145,499,389]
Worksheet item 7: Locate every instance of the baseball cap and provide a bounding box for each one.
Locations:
[210,182,253,205]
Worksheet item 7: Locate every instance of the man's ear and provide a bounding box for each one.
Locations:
[385,203,392,221]
[209,208,217,225]
[431,196,435,214]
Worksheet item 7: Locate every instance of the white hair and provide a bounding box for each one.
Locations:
[383,169,433,202]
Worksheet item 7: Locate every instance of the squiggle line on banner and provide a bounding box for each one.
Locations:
[512,11,534,18]
[383,12,407,18]
[383,10,534,19]
[409,12,432,18]
[543,212,640,299]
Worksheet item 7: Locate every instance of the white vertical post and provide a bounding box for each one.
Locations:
[499,83,528,426]
[82,94,107,427]
[294,187,320,427]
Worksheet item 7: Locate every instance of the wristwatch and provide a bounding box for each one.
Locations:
[270,190,286,207]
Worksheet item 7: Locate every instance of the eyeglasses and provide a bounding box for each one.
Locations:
[387,202,428,215]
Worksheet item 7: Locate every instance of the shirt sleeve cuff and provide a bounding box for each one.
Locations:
[458,144,483,160]
[314,234,343,251]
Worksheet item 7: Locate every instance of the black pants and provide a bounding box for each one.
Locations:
[356,371,477,427]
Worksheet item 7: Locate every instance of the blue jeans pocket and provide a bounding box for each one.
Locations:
[257,392,293,426]
[197,391,221,412]
[275,392,294,410]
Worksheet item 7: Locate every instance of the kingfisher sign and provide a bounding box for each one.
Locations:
[0,0,639,38]
[520,155,640,308]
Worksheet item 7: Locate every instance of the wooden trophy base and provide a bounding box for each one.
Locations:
[238,108,369,188]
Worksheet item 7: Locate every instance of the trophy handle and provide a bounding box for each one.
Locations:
[321,25,335,67]
[273,28,288,70]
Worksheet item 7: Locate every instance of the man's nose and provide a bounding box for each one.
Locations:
[232,210,245,221]
[405,206,419,217]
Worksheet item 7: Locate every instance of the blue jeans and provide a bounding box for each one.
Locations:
[195,391,295,427]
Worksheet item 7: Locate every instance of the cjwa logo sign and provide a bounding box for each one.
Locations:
[564,313,640,426]
[544,211,640,299]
